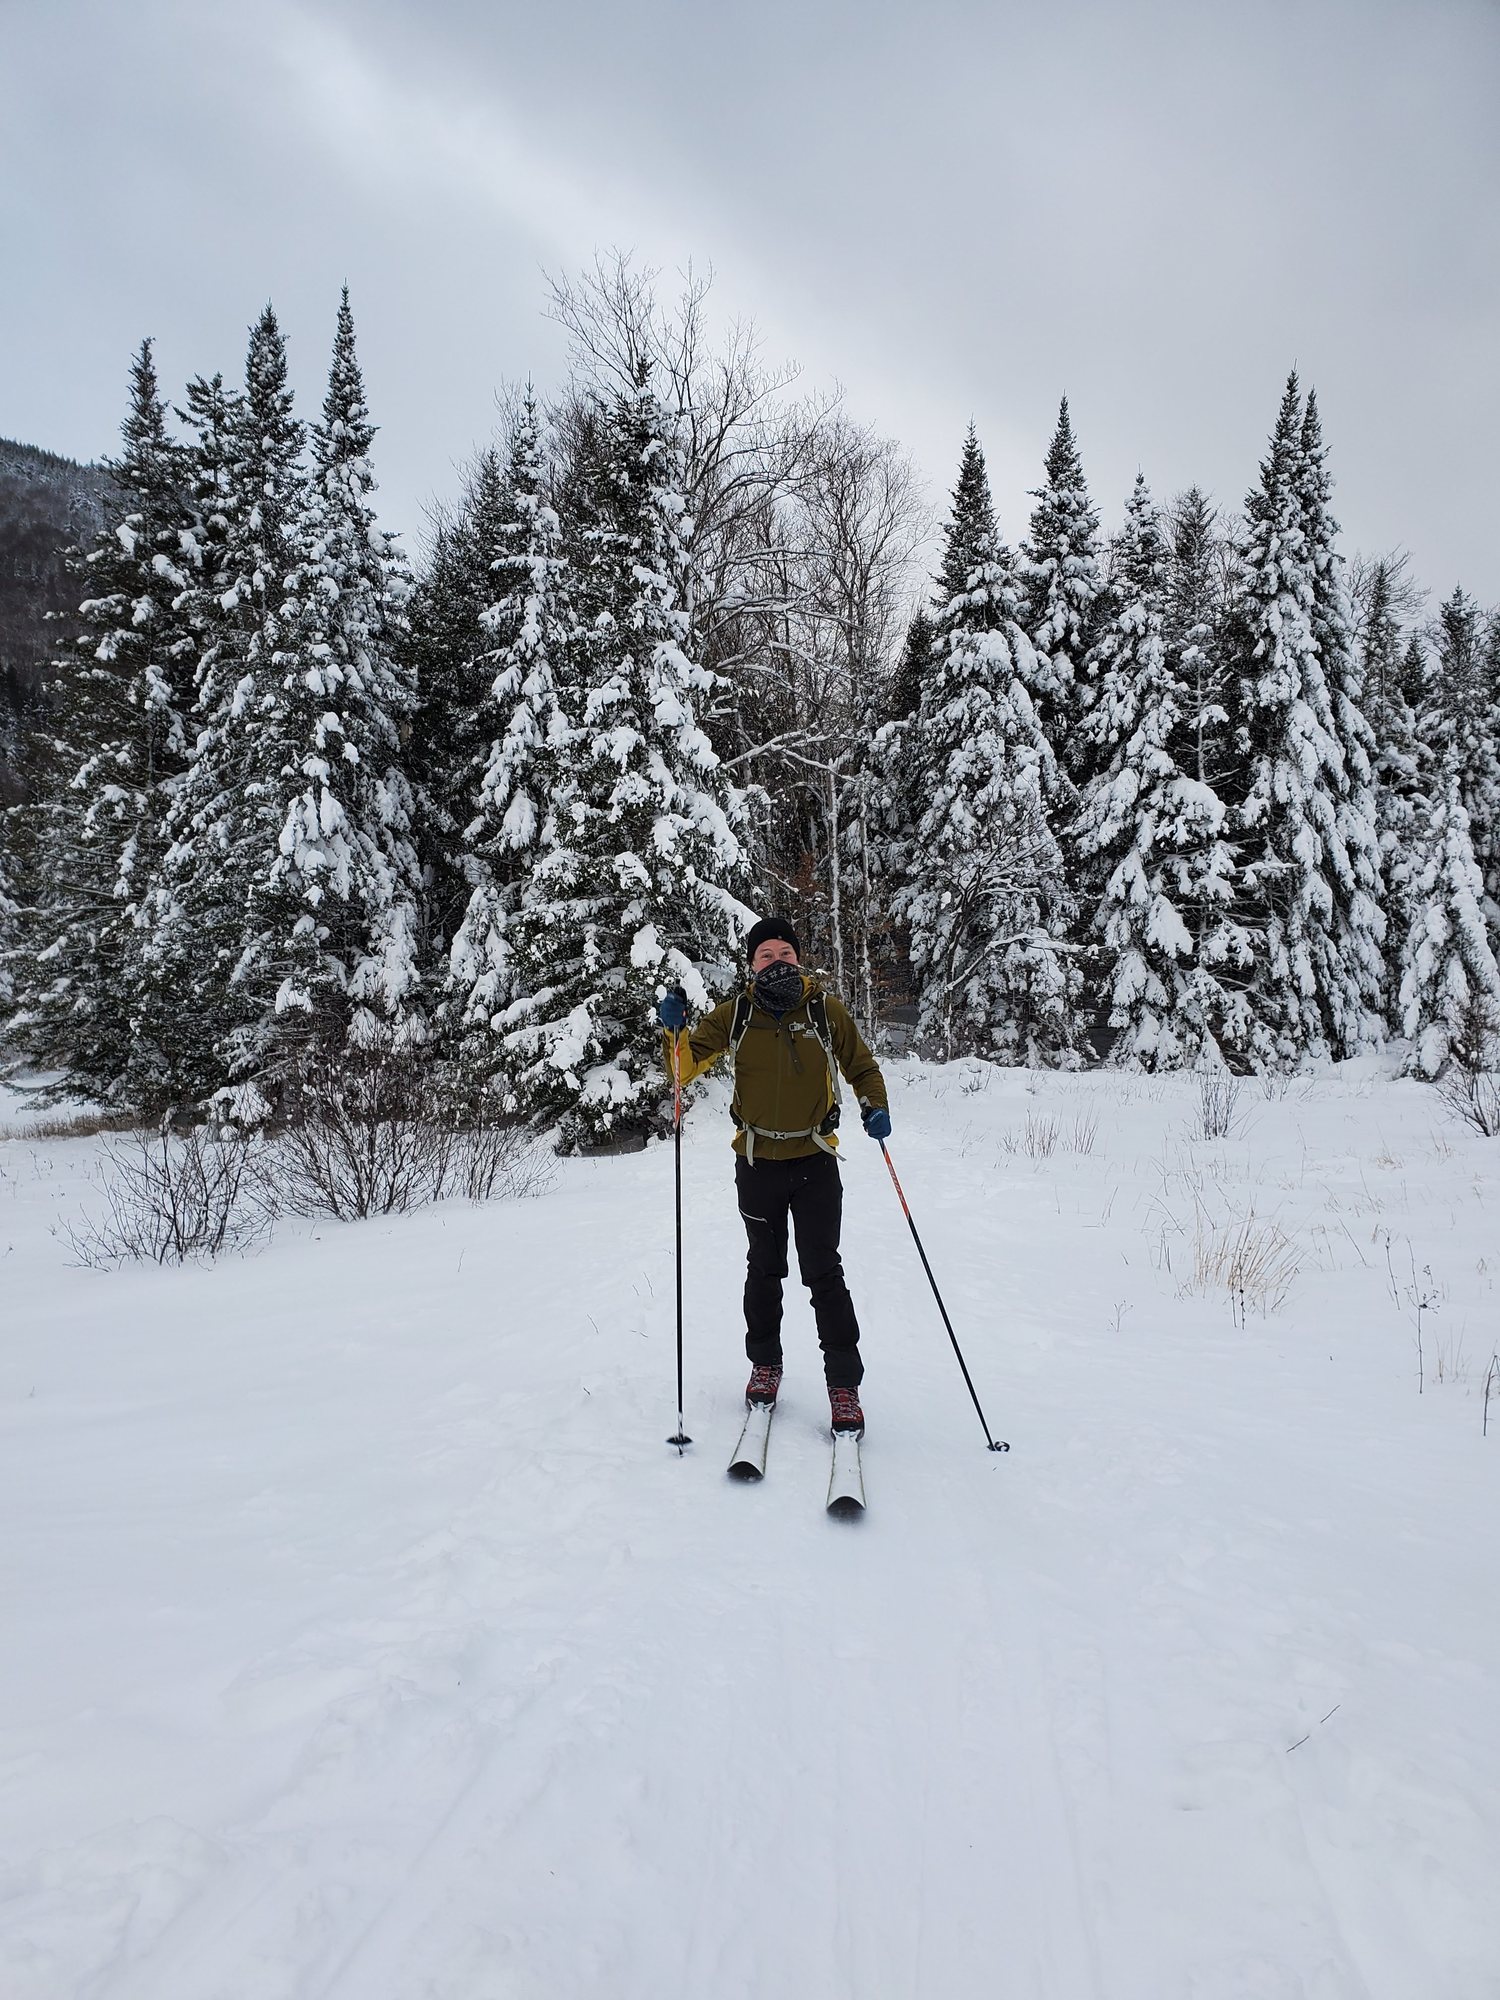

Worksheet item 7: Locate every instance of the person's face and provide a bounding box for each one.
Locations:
[750,938,799,972]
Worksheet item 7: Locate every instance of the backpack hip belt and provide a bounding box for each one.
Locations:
[737,1120,840,1167]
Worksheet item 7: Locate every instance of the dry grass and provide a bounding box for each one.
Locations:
[1179,1205,1301,1323]
[1001,1108,1099,1159]
[1192,1070,1247,1141]
[0,1109,147,1142]
[1002,1112,1060,1158]
[1431,1332,1470,1387]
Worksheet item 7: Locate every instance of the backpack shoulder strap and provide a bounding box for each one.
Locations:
[807,992,842,1111]
[726,990,755,1129]
[729,991,754,1056]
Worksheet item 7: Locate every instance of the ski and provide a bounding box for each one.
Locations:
[727,1400,774,1480]
[826,1429,865,1516]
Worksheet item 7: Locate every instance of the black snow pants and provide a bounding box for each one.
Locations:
[734,1151,863,1388]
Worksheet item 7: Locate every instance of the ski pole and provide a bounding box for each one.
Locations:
[666,1030,692,1452]
[879,1140,1009,1453]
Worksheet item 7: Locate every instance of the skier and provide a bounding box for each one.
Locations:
[657,916,891,1437]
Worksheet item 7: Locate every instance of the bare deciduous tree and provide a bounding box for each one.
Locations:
[545,254,932,1018]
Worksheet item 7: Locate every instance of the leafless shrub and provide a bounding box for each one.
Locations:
[60,1130,274,1266]
[1428,999,1500,1137]
[1435,1063,1500,1139]
[1194,1069,1246,1141]
[268,1038,551,1220]
[456,1115,554,1205]
[272,1041,451,1220]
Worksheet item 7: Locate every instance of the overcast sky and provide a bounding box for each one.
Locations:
[4,0,1497,605]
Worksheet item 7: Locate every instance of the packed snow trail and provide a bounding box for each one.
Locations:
[2,1061,1498,1998]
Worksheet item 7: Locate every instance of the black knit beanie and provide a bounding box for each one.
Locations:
[745,915,801,964]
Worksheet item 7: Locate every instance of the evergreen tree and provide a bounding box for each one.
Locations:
[10,339,197,1105]
[895,430,1076,1061]
[938,426,1001,606]
[1398,770,1500,1077]
[867,604,935,920]
[1359,558,1404,743]
[1074,476,1249,1068]
[1164,489,1235,787]
[283,290,424,1039]
[1022,396,1105,786]
[161,305,312,1084]
[1483,611,1500,932]
[143,370,245,1101]
[1296,390,1385,1053]
[1364,580,1429,1025]
[449,391,572,1053]
[890,604,934,725]
[0,813,20,1016]
[1231,373,1351,1065]
[1427,587,1500,950]
[503,366,747,1148]
[405,445,520,976]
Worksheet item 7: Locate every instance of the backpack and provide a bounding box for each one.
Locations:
[725,986,843,1162]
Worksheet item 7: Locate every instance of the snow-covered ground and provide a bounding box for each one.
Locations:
[2,1058,1497,2000]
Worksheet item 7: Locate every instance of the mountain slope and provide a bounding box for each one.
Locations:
[0,437,111,796]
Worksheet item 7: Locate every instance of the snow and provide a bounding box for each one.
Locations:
[2,1058,1497,1999]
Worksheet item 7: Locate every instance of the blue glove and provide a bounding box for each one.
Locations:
[657,987,689,1032]
[861,1105,891,1141]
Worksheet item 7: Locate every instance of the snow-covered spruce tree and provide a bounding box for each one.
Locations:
[166,302,421,1093]
[1427,587,1500,952]
[502,365,748,1149]
[1073,476,1248,1068]
[1022,396,1106,793]
[1363,573,1430,1025]
[1230,373,1352,1066]
[160,305,313,1087]
[9,339,197,1107]
[1359,558,1404,744]
[1398,770,1500,1077]
[282,290,424,1045]
[0,814,20,1018]
[141,369,247,1102]
[895,429,1077,1062]
[449,391,573,1060]
[1296,391,1385,1053]
[1161,489,1259,1060]
[867,603,935,933]
[1165,489,1235,791]
[1484,610,1500,932]
[405,444,521,979]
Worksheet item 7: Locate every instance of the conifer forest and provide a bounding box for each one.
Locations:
[3,260,1498,1146]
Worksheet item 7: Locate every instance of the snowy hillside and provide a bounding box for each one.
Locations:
[2,1060,1497,2000]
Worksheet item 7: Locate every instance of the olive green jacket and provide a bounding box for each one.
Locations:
[664,974,889,1161]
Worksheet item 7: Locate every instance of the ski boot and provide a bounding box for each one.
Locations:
[828,1385,865,1437]
[745,1363,783,1407]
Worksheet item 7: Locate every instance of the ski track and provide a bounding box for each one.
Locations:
[3,1063,1499,1997]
